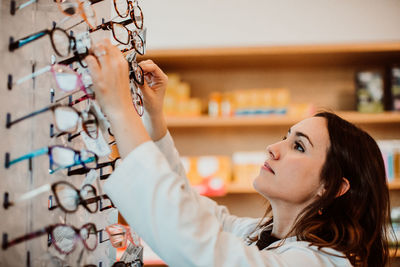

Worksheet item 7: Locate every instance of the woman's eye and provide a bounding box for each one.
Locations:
[294,141,305,152]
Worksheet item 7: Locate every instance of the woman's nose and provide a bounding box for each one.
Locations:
[266,143,280,160]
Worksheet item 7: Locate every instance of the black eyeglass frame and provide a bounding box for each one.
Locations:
[48,181,114,213]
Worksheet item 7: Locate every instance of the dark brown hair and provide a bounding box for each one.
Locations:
[252,111,395,266]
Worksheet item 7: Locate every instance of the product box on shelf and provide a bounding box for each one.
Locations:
[231,151,265,189]
[355,70,385,113]
[164,73,202,117]
[390,65,400,111]
[207,88,290,117]
[377,140,400,182]
[180,155,231,196]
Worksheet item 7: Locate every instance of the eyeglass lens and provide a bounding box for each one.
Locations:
[51,28,72,57]
[52,64,82,92]
[53,106,98,139]
[51,223,97,253]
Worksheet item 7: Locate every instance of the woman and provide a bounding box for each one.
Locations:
[86,39,393,266]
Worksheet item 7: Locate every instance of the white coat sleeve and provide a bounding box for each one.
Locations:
[103,141,349,267]
[154,131,260,239]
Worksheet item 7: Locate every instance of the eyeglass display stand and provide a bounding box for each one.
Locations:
[0,0,117,266]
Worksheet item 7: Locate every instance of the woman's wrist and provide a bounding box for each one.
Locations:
[143,111,167,141]
[108,107,152,158]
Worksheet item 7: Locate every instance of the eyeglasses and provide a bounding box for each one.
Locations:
[5,145,98,173]
[56,0,98,30]
[48,181,114,213]
[89,18,145,55]
[8,63,89,93]
[9,26,75,57]
[4,181,113,213]
[125,51,144,116]
[68,157,121,179]
[99,223,140,248]
[2,223,97,254]
[130,81,144,117]
[6,102,98,140]
[126,51,144,85]
[112,259,143,267]
[113,0,143,30]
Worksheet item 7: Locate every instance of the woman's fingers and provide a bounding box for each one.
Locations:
[86,55,101,81]
[139,60,167,80]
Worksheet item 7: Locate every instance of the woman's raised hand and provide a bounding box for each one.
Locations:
[138,59,168,141]
[138,59,168,118]
[86,39,134,122]
[86,39,151,157]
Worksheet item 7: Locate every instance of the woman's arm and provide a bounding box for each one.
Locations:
[86,40,151,157]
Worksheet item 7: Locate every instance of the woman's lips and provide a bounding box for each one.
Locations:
[262,162,275,174]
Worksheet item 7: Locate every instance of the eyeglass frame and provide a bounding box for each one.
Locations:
[9,26,76,57]
[68,157,121,177]
[98,223,139,248]
[89,18,145,55]
[56,0,98,30]
[6,102,99,141]
[113,0,144,30]
[48,181,114,213]
[2,223,98,254]
[5,145,98,173]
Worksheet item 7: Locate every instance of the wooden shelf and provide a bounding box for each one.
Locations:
[139,42,400,69]
[390,248,399,257]
[389,181,400,190]
[166,111,400,128]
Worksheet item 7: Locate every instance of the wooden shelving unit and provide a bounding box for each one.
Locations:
[166,111,400,128]
[140,42,400,69]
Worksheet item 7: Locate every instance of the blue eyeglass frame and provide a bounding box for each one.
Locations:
[9,26,76,57]
[4,145,98,173]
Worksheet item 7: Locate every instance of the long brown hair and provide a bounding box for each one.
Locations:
[251,111,395,266]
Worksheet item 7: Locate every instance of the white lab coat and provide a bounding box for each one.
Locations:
[103,131,352,267]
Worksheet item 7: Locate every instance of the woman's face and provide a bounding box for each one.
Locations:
[253,116,330,206]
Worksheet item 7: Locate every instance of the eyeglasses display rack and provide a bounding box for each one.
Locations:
[0,0,145,266]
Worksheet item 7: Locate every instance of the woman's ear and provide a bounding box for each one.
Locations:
[336,177,350,198]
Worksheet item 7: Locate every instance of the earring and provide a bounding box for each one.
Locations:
[318,207,323,215]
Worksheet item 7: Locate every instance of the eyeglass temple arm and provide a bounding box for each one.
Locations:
[6,103,57,128]
[58,50,89,66]
[120,18,134,26]
[6,147,49,168]
[97,229,109,243]
[89,0,103,4]
[67,166,90,176]
[89,21,111,33]
[15,65,52,86]
[2,225,51,250]
[9,29,50,51]
[82,194,114,209]
[7,184,51,209]
[10,0,37,15]
[67,156,113,176]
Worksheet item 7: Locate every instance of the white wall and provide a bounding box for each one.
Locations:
[140,0,400,49]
